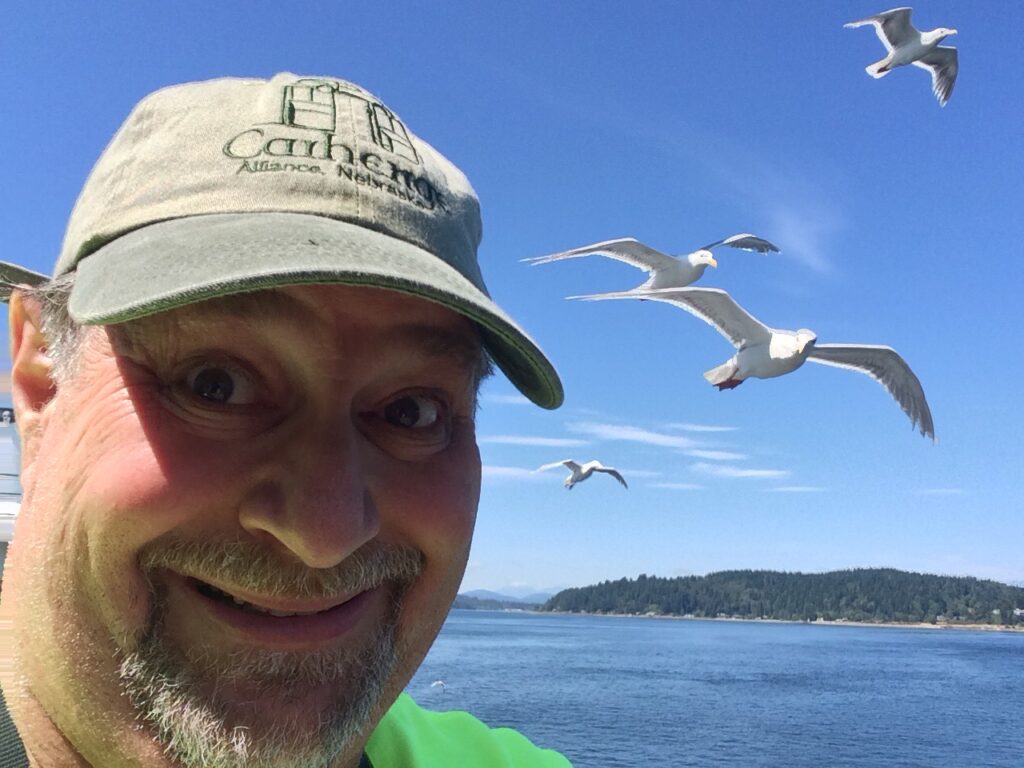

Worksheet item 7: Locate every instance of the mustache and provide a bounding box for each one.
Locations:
[139,538,424,600]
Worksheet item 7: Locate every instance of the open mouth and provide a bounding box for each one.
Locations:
[190,578,336,618]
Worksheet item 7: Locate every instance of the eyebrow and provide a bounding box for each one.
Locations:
[380,323,484,372]
[108,291,313,352]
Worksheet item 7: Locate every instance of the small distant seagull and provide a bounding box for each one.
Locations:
[534,459,629,490]
[844,7,958,106]
[522,234,779,299]
[430,680,446,693]
[592,288,934,440]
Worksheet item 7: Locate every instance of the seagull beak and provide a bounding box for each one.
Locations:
[709,257,718,268]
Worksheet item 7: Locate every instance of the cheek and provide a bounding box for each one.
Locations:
[382,433,480,562]
[24,396,259,647]
[383,430,480,658]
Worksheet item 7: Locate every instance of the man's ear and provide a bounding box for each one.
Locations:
[8,289,57,465]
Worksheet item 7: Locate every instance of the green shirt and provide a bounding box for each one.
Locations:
[367,694,572,767]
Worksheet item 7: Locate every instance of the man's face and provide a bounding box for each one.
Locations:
[4,284,483,767]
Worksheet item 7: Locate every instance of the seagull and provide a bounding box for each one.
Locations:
[430,680,447,693]
[522,234,779,299]
[534,460,629,490]
[587,287,935,440]
[844,7,958,106]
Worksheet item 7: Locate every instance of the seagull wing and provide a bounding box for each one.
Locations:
[697,233,781,254]
[807,344,935,440]
[568,287,661,301]
[912,46,958,106]
[535,459,578,473]
[594,466,628,488]
[633,287,773,349]
[521,238,679,275]
[844,7,916,51]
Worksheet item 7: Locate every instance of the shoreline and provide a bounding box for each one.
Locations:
[532,610,1024,633]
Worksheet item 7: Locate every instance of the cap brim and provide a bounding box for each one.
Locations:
[0,262,48,302]
[70,213,563,409]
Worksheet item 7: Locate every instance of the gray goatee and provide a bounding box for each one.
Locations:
[119,539,422,768]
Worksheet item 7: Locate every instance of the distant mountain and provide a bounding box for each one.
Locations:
[453,593,536,611]
[518,591,558,605]
[463,589,554,605]
[541,569,1024,626]
[495,585,563,601]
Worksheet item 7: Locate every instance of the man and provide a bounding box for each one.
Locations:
[0,73,568,767]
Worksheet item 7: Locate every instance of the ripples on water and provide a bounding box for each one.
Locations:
[408,610,1024,767]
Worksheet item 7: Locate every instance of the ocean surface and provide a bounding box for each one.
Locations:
[408,610,1024,767]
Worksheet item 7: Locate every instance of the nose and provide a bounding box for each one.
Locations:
[238,420,380,569]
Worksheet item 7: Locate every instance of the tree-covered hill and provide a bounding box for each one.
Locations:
[541,569,1024,625]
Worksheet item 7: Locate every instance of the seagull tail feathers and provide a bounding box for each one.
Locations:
[703,360,738,387]
[866,59,891,79]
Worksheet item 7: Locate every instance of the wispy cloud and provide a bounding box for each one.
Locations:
[567,421,698,449]
[481,393,531,406]
[479,435,589,447]
[666,423,738,433]
[691,462,790,479]
[493,65,843,275]
[765,204,839,274]
[685,449,748,461]
[768,486,825,493]
[627,116,843,275]
[481,465,545,480]
[650,482,703,491]
[914,488,966,496]
[621,469,662,478]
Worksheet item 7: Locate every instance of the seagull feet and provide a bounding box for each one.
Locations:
[715,378,744,391]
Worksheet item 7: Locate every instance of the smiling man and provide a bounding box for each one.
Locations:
[0,74,567,768]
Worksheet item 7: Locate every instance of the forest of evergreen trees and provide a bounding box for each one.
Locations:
[540,569,1024,625]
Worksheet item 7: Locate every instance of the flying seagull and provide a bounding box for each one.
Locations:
[430,680,447,693]
[844,7,958,106]
[534,460,629,490]
[522,234,780,299]
[586,287,935,440]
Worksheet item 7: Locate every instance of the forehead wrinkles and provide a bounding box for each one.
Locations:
[106,289,484,375]
[106,291,315,355]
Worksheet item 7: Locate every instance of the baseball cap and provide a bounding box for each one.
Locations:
[0,73,563,409]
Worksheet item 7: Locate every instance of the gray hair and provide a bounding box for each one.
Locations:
[18,272,82,385]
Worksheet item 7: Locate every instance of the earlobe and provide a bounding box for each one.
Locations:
[8,290,57,464]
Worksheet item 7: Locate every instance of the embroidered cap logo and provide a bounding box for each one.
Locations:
[280,79,419,164]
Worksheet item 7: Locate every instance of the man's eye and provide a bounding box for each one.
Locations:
[185,365,257,405]
[383,396,441,429]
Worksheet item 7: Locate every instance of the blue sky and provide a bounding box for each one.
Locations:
[2,1,1021,593]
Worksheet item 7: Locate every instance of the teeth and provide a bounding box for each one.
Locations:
[254,606,323,617]
[197,580,329,617]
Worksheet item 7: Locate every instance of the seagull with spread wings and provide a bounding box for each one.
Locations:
[534,460,629,490]
[844,7,958,106]
[583,287,935,440]
[522,234,779,298]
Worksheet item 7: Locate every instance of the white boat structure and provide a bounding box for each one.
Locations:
[0,406,21,549]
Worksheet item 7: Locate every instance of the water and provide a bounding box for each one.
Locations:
[408,610,1024,767]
